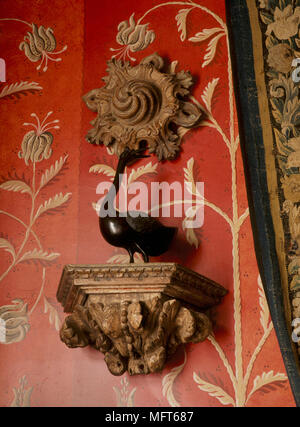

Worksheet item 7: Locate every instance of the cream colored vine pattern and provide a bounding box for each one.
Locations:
[162,349,187,407]
[113,377,137,407]
[99,0,289,407]
[10,375,33,407]
[0,112,71,343]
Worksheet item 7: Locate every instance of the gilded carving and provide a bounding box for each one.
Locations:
[56,263,228,313]
[57,262,226,375]
[60,297,211,376]
[83,53,202,161]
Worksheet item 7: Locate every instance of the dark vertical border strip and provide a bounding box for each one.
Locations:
[226,0,300,406]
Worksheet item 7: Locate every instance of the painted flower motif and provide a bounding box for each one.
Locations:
[266,6,300,40]
[113,377,136,407]
[10,376,33,407]
[282,174,300,202]
[267,43,294,74]
[110,13,155,61]
[19,112,59,165]
[19,23,67,72]
[0,299,30,344]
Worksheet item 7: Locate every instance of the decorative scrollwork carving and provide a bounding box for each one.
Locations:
[83,53,202,161]
[57,263,227,375]
[59,297,211,376]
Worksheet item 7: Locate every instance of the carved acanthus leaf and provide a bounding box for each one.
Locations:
[59,297,211,376]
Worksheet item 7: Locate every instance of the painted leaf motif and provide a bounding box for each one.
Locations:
[183,157,195,184]
[113,386,123,407]
[21,387,33,407]
[10,376,33,407]
[18,249,60,265]
[162,350,186,407]
[127,162,158,185]
[0,180,32,195]
[113,377,136,407]
[193,372,235,406]
[201,78,219,113]
[249,371,287,399]
[0,81,42,99]
[40,155,68,189]
[126,387,136,407]
[258,275,269,332]
[202,33,224,68]
[10,388,20,407]
[89,164,115,179]
[35,192,71,219]
[182,217,199,248]
[0,238,16,260]
[189,27,223,43]
[44,297,61,331]
[175,8,193,42]
[183,157,201,197]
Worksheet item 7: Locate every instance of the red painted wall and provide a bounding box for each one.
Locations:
[0,0,295,407]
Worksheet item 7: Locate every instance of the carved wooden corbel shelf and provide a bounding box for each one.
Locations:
[83,53,202,161]
[57,263,227,376]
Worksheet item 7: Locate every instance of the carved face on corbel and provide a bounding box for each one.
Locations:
[83,53,202,161]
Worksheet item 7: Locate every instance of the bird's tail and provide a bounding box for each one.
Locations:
[144,226,177,256]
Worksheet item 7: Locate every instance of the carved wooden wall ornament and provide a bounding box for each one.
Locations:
[58,52,225,377]
[83,53,202,161]
[57,263,227,376]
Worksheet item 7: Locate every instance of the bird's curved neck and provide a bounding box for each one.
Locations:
[100,159,126,217]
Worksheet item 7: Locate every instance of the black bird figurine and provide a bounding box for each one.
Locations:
[99,147,177,263]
